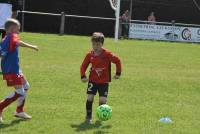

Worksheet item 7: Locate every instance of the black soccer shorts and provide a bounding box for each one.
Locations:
[87,82,109,97]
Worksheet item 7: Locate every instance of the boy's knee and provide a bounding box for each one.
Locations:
[87,98,94,102]
[15,87,25,96]
[23,81,30,90]
[87,94,94,102]
[99,97,107,105]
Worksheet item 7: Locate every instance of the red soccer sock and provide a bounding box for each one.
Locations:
[16,96,25,113]
[16,89,28,113]
[0,92,21,113]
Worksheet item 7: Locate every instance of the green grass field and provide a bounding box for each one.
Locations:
[0,32,200,134]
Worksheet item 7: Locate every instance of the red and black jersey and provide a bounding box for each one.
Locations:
[80,48,121,84]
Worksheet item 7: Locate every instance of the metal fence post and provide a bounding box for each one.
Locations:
[171,20,175,41]
[59,12,65,35]
[21,0,25,32]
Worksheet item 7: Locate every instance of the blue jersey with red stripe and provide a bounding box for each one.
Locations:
[0,33,20,74]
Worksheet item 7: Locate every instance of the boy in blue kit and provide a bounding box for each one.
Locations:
[0,19,38,123]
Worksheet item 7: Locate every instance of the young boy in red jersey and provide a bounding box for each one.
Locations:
[0,19,38,123]
[80,32,122,123]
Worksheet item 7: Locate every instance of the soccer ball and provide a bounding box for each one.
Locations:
[96,104,112,121]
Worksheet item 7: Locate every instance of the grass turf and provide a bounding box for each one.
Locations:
[0,32,200,134]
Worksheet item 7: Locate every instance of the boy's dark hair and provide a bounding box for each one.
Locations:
[91,32,104,44]
[5,19,20,30]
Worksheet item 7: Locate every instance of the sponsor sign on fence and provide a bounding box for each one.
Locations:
[129,23,200,43]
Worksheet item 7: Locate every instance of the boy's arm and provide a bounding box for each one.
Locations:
[108,52,122,79]
[80,53,90,82]
[0,43,9,59]
[19,41,39,51]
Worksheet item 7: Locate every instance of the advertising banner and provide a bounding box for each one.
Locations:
[129,23,200,43]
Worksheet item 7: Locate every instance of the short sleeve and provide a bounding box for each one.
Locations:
[9,33,20,52]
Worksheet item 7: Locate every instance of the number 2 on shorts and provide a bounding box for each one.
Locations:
[87,83,93,91]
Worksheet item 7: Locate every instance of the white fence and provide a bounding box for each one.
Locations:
[18,10,115,34]
[19,10,200,43]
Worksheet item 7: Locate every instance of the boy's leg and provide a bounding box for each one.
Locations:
[16,92,26,113]
[98,83,109,105]
[0,74,29,121]
[86,94,94,121]
[16,80,30,113]
[15,80,32,119]
[0,86,24,114]
[85,82,97,122]
[0,90,22,123]
[99,97,107,105]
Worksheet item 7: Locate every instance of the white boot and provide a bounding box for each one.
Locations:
[14,112,32,119]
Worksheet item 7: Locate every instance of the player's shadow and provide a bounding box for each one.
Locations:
[71,120,112,132]
[0,119,27,129]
